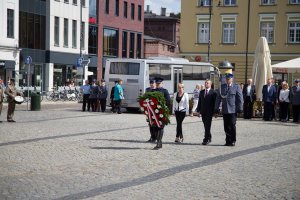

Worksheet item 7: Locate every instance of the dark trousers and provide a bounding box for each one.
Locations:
[90,98,97,112]
[154,127,164,148]
[292,105,300,122]
[279,102,289,121]
[175,111,186,138]
[202,114,213,141]
[100,99,107,112]
[82,94,90,111]
[243,96,253,119]
[263,101,274,121]
[114,100,122,113]
[223,113,237,144]
[7,101,16,120]
[149,125,156,140]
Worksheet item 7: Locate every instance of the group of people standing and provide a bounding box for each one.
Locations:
[261,78,300,123]
[80,79,108,112]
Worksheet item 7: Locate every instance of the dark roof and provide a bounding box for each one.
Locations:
[144,13,180,22]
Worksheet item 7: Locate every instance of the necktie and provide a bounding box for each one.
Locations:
[205,89,208,97]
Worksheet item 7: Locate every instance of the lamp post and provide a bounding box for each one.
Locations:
[207,0,212,63]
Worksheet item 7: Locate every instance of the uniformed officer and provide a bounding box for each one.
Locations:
[290,79,300,123]
[153,77,171,150]
[4,79,22,122]
[146,79,157,142]
[215,73,243,146]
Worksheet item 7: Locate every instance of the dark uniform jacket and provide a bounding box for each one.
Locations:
[155,87,171,108]
[290,85,300,105]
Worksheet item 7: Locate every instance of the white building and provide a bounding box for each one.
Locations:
[0,0,20,85]
[45,0,89,90]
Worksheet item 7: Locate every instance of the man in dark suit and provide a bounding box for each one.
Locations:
[215,73,243,146]
[197,79,217,145]
[262,78,277,121]
[290,79,300,123]
[242,78,256,119]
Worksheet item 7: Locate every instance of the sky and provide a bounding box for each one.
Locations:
[144,0,181,15]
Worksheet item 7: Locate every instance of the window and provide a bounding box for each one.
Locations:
[81,22,85,49]
[7,9,14,38]
[64,0,69,3]
[103,28,118,56]
[138,5,142,21]
[198,23,209,43]
[89,0,98,23]
[129,32,135,58]
[223,23,235,43]
[136,33,142,58]
[73,0,77,5]
[54,17,60,46]
[123,1,128,18]
[122,31,128,57]
[288,22,300,43]
[115,0,119,16]
[149,64,171,80]
[183,66,210,80]
[199,0,211,6]
[289,0,300,4]
[82,0,85,6]
[72,20,77,48]
[224,0,236,6]
[260,22,274,43]
[109,62,140,75]
[19,12,46,49]
[105,0,109,14]
[88,25,98,54]
[64,18,68,47]
[131,3,135,20]
[261,0,275,5]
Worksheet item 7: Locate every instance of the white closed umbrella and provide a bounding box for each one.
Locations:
[252,37,272,101]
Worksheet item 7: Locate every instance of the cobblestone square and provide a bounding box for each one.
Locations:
[0,103,299,200]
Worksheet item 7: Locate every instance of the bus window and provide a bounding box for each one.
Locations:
[183,65,210,80]
[109,62,140,75]
[149,64,171,80]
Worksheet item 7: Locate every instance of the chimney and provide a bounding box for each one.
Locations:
[146,5,150,13]
[161,7,166,16]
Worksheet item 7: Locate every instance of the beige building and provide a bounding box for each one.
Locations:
[180,0,300,84]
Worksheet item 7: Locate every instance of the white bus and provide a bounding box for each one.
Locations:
[104,57,214,110]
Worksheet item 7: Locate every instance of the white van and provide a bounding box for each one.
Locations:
[104,57,213,110]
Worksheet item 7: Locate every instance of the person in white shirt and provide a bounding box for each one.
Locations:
[190,84,201,117]
[279,82,290,122]
[173,83,189,143]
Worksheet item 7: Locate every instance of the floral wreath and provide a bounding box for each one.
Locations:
[138,91,170,128]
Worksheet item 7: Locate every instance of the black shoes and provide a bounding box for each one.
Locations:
[153,144,162,150]
[7,120,16,122]
[202,139,211,145]
[148,138,156,143]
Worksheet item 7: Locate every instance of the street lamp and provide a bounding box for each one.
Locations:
[201,0,221,63]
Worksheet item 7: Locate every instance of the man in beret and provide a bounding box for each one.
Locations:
[153,77,171,150]
[215,73,243,146]
[290,79,300,123]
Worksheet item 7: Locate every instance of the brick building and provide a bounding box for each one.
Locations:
[144,35,176,58]
[97,0,144,79]
[144,7,180,55]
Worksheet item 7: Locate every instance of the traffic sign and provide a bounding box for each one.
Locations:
[77,57,83,67]
[25,56,32,65]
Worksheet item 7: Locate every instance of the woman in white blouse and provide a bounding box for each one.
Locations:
[173,83,189,143]
[279,82,290,122]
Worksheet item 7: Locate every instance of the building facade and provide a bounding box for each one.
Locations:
[180,0,300,84]
[144,7,180,54]
[0,0,19,84]
[97,0,144,79]
[144,35,177,58]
